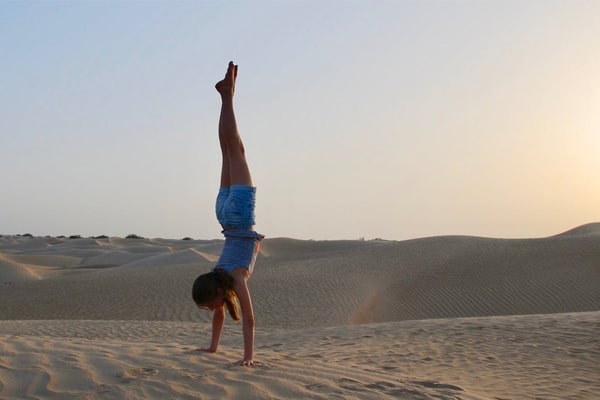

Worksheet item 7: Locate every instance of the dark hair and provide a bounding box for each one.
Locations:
[192,269,240,321]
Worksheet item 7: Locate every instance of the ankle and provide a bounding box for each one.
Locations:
[220,96,234,105]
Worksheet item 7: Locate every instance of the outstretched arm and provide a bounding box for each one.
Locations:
[231,268,255,366]
[207,305,225,352]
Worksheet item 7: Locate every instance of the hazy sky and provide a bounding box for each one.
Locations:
[1,1,598,240]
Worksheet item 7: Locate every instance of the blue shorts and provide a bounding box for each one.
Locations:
[215,185,257,229]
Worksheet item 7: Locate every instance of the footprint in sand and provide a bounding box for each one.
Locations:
[411,380,463,391]
[116,367,158,383]
[305,382,343,395]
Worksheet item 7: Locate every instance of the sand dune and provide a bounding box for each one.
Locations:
[0,313,597,400]
[1,224,599,399]
[556,222,600,237]
[0,254,42,282]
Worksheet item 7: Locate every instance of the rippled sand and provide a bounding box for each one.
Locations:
[1,224,599,399]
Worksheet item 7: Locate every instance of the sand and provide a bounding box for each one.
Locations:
[1,223,599,399]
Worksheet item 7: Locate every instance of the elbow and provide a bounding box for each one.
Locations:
[214,306,226,321]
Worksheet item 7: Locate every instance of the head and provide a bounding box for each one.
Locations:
[192,269,240,321]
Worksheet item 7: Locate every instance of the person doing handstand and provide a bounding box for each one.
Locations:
[192,61,264,367]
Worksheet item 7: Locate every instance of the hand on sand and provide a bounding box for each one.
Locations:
[215,61,238,98]
[194,348,216,353]
[239,359,255,367]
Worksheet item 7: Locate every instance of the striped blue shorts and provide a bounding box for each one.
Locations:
[215,185,257,229]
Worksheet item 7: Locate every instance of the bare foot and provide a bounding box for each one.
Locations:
[215,61,238,98]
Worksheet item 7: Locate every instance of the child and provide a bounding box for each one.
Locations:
[192,61,264,367]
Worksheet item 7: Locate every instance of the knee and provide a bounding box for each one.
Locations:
[226,140,245,157]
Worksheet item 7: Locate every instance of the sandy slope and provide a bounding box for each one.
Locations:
[0,224,599,399]
[0,313,597,400]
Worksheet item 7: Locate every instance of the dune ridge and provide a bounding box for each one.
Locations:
[555,222,600,237]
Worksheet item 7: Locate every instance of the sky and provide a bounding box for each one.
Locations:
[1,0,599,241]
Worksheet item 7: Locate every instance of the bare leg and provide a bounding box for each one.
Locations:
[216,62,252,187]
